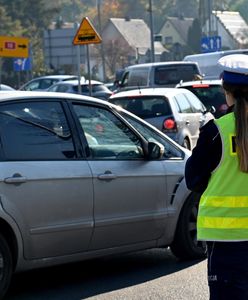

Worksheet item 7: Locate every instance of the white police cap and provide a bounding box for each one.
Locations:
[218,54,248,84]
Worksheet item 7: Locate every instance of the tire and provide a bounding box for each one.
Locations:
[182,138,190,150]
[170,193,207,260]
[0,234,13,299]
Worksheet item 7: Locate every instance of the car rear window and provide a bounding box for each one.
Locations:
[109,96,172,119]
[74,84,106,93]
[183,85,225,107]
[154,65,200,85]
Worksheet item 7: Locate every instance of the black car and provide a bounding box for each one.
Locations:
[176,80,228,118]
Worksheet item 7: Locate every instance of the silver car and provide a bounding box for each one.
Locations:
[109,88,214,149]
[47,79,112,100]
[0,91,205,298]
[19,75,78,91]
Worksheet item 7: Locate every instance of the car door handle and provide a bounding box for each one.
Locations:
[97,171,117,181]
[185,120,190,125]
[4,173,27,184]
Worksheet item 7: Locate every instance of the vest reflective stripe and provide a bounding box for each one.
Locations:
[198,216,248,229]
[197,112,248,241]
[200,196,248,208]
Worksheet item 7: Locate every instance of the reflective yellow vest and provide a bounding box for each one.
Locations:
[197,112,248,241]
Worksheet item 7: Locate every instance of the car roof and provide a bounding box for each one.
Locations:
[110,87,193,99]
[126,61,199,69]
[0,91,110,104]
[50,79,103,86]
[0,84,15,91]
[176,79,222,87]
[30,75,78,80]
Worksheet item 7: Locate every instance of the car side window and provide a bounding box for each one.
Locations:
[24,80,40,91]
[0,101,75,160]
[72,104,144,160]
[121,72,129,87]
[174,94,193,113]
[128,68,149,86]
[56,84,69,93]
[120,112,183,159]
[40,79,53,89]
[185,93,206,113]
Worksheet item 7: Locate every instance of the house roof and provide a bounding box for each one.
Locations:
[108,18,166,55]
[166,17,194,43]
[213,11,248,45]
[109,18,150,49]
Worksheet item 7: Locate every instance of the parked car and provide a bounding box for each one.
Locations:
[116,61,202,93]
[19,75,79,91]
[0,84,15,91]
[48,79,112,100]
[176,80,228,118]
[0,91,206,298]
[109,88,214,150]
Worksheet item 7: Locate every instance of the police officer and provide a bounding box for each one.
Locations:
[185,54,248,300]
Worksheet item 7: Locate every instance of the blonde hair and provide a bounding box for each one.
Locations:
[222,82,248,172]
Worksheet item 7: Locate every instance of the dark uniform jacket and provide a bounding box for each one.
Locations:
[185,106,233,194]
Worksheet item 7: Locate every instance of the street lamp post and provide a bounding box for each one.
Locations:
[148,0,155,63]
[208,0,212,36]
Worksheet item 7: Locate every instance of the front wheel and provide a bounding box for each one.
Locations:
[0,234,13,299]
[170,193,207,260]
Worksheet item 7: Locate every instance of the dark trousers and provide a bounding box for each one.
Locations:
[207,241,248,300]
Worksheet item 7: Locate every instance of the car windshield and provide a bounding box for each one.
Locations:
[109,96,172,119]
[154,65,199,85]
[185,85,225,105]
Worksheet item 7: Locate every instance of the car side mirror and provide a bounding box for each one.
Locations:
[147,141,164,160]
[210,105,216,114]
[204,105,216,115]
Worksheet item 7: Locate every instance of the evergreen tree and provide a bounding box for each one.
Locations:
[187,18,201,53]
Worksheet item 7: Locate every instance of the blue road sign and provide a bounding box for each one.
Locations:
[13,57,32,71]
[201,36,222,53]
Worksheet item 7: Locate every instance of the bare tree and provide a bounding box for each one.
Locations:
[95,39,131,79]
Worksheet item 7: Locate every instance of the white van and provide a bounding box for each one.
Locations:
[183,49,248,80]
[117,61,202,92]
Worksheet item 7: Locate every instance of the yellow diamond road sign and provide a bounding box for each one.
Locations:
[73,17,102,45]
[0,36,29,58]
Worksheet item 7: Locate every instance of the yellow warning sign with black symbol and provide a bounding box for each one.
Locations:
[73,17,102,45]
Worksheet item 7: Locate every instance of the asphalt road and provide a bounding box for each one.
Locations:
[5,248,209,300]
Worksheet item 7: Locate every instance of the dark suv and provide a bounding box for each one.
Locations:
[176,80,228,118]
[109,88,214,149]
[116,61,202,92]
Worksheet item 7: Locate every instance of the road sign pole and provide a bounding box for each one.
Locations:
[72,17,101,96]
[86,44,92,97]
[74,22,82,94]
[17,70,21,88]
[0,58,2,88]
[77,45,82,94]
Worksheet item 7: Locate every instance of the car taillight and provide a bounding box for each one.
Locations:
[192,84,210,88]
[163,118,177,132]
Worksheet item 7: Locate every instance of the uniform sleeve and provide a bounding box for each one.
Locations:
[185,119,222,193]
